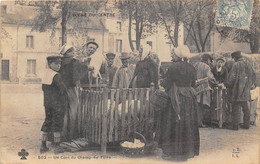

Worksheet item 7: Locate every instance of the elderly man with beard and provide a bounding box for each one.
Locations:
[112,52,135,89]
[99,53,118,87]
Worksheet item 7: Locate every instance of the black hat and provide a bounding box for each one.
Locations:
[106,53,116,59]
[119,52,130,60]
[201,54,213,62]
[47,55,62,62]
[85,41,99,49]
[231,51,242,59]
[216,57,225,62]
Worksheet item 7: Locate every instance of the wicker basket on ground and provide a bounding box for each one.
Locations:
[120,132,157,157]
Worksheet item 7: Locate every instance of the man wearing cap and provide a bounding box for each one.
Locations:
[225,51,256,130]
[100,53,118,87]
[79,41,106,85]
[112,52,135,89]
[41,55,67,153]
[212,57,228,84]
[194,54,218,127]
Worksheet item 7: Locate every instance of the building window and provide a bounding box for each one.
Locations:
[132,23,136,31]
[132,40,136,50]
[26,35,34,48]
[166,42,172,52]
[88,38,95,42]
[59,37,62,48]
[27,59,36,76]
[1,60,9,81]
[116,39,122,53]
[1,5,7,15]
[147,41,153,49]
[117,21,122,31]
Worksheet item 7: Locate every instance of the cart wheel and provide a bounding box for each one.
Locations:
[250,121,255,125]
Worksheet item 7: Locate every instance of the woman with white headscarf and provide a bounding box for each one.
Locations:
[129,44,159,89]
[159,45,200,161]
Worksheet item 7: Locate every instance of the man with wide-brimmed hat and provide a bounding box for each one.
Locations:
[225,51,256,130]
[112,52,135,89]
[194,53,218,127]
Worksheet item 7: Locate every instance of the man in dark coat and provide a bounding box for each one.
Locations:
[212,57,228,84]
[225,51,256,130]
[100,53,118,87]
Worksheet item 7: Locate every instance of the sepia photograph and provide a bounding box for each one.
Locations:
[0,0,259,164]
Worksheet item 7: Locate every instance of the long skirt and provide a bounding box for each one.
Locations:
[159,93,200,160]
[62,87,80,142]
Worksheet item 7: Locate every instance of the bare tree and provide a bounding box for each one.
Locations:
[216,0,260,54]
[182,0,216,52]
[31,0,107,46]
[117,0,158,51]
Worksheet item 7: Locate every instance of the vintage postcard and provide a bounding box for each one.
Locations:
[0,0,259,164]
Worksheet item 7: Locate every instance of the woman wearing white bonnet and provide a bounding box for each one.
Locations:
[159,44,199,161]
[129,44,159,89]
[171,44,191,62]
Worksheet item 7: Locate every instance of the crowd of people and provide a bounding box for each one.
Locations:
[40,41,257,161]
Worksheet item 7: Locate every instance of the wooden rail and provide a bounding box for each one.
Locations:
[79,85,154,153]
[79,84,233,153]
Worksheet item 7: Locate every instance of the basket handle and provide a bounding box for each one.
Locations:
[134,132,146,144]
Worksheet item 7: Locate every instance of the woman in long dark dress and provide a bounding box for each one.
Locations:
[159,46,200,161]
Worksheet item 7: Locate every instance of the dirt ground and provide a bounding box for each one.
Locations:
[0,84,259,164]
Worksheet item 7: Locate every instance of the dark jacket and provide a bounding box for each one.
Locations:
[212,66,228,84]
[225,58,256,101]
[42,73,67,107]
[129,57,159,88]
[100,63,117,87]
[59,57,89,87]
[162,61,197,90]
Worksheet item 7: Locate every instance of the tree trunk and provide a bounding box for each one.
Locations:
[250,29,259,54]
[157,1,175,46]
[135,3,141,51]
[174,19,179,47]
[128,11,135,51]
[191,24,201,52]
[61,1,69,46]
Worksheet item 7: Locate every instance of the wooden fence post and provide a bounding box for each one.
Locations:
[219,86,223,128]
[101,86,108,154]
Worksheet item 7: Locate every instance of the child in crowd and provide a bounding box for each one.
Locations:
[40,55,67,153]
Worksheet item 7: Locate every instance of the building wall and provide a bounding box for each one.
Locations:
[104,18,185,62]
[211,32,252,54]
[1,2,186,84]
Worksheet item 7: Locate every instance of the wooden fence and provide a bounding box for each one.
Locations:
[77,84,241,153]
[78,85,155,153]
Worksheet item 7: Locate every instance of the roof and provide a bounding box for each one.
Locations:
[1,4,107,31]
[1,5,38,25]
